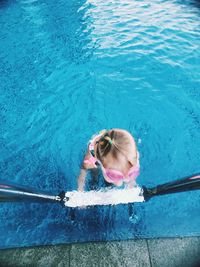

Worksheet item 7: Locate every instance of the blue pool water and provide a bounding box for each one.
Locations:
[0,0,200,249]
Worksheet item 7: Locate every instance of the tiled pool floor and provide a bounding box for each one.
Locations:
[0,237,200,267]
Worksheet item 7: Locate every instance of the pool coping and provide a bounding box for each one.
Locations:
[0,236,200,267]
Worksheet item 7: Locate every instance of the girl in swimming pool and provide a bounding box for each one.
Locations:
[77,128,140,191]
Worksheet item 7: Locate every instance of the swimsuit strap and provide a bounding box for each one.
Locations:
[86,130,107,165]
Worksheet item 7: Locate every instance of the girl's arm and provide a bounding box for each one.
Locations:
[77,168,87,191]
[77,151,98,191]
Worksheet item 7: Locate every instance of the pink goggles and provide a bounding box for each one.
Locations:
[101,164,140,183]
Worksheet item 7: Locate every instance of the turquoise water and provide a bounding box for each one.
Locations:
[0,0,200,248]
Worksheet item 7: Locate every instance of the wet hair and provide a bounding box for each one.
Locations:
[95,129,137,167]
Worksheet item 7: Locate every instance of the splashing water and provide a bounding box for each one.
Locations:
[64,186,144,207]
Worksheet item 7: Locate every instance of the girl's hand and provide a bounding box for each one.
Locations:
[125,180,137,189]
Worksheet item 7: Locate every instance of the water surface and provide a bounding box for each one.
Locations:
[0,0,200,248]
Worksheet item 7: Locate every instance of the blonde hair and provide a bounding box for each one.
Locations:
[96,129,137,167]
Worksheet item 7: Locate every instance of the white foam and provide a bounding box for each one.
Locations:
[64,186,144,207]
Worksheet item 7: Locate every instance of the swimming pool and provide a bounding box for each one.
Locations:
[0,0,200,249]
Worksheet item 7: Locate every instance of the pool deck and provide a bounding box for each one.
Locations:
[0,237,200,267]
